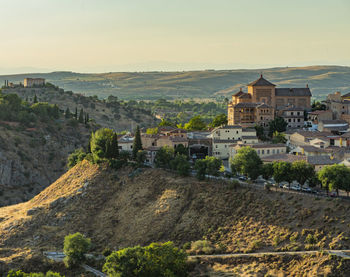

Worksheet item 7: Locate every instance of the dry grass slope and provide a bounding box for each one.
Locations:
[1,161,350,275]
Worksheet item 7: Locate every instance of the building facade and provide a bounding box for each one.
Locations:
[23,78,45,87]
[228,75,312,127]
[210,125,258,159]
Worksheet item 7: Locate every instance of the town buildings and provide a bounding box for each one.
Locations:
[228,75,311,127]
[210,125,258,159]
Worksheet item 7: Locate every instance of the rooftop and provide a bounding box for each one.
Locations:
[307,155,341,165]
[275,88,312,97]
[262,153,306,163]
[248,75,276,87]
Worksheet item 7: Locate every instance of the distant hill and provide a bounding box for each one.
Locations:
[0,66,349,100]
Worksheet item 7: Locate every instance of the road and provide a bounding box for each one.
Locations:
[190,249,350,259]
[43,252,106,277]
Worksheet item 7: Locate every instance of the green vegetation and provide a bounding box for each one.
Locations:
[209,113,227,128]
[183,115,207,131]
[155,145,191,176]
[231,146,262,180]
[90,128,119,161]
[7,270,63,277]
[268,117,287,137]
[63,232,91,268]
[194,156,223,180]
[132,125,143,159]
[67,148,87,169]
[318,164,350,196]
[0,92,60,125]
[103,242,187,277]
[271,131,287,144]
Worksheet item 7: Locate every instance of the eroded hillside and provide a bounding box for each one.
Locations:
[1,161,350,275]
[0,121,92,207]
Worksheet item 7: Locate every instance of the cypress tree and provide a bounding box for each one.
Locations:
[132,125,142,159]
[34,94,38,103]
[65,107,71,119]
[110,133,119,159]
[78,108,84,123]
[74,107,78,119]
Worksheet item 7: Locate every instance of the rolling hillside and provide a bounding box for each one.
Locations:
[1,161,350,275]
[0,66,349,100]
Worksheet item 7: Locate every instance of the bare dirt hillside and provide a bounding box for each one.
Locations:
[1,161,350,275]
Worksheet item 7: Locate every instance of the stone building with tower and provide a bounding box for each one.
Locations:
[24,78,45,87]
[228,75,312,127]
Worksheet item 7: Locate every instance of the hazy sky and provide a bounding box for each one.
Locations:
[1,0,349,73]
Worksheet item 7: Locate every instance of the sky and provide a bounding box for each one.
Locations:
[0,0,349,73]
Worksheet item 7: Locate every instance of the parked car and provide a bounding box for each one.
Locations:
[330,191,337,197]
[239,176,247,181]
[282,184,289,189]
[291,185,301,191]
[302,187,312,193]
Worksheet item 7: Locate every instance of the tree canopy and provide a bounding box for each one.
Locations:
[268,117,287,137]
[231,146,262,180]
[184,115,207,131]
[209,113,227,128]
[103,242,187,277]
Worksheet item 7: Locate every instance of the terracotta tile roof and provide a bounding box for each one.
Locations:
[248,75,276,87]
[262,154,306,163]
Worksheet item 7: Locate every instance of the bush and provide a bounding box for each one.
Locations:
[6,270,63,277]
[67,148,86,168]
[190,240,215,254]
[103,241,187,277]
[305,234,317,245]
[63,232,91,268]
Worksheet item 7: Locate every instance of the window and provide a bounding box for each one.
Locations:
[216,145,218,148]
[236,131,239,134]
[257,150,260,154]
[267,149,270,154]
[262,150,265,154]
[277,149,279,154]
[291,112,294,115]
[272,149,275,154]
[288,119,291,122]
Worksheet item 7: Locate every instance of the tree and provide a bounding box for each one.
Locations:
[184,115,207,131]
[154,146,174,168]
[146,127,158,135]
[318,164,350,196]
[272,161,293,187]
[210,113,227,128]
[158,119,176,127]
[255,125,266,141]
[74,107,78,119]
[33,94,38,103]
[231,146,262,180]
[194,159,207,180]
[90,128,115,161]
[261,163,274,180]
[136,150,147,165]
[103,242,187,277]
[204,156,222,177]
[170,154,190,176]
[132,126,142,159]
[312,100,326,111]
[291,160,315,189]
[65,107,71,119]
[268,117,287,137]
[108,133,119,159]
[63,232,91,268]
[78,108,84,123]
[271,131,287,144]
[67,148,86,168]
[174,144,188,157]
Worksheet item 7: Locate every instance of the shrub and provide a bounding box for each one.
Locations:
[103,241,187,277]
[67,148,86,168]
[190,240,215,254]
[305,234,317,245]
[6,270,63,277]
[63,232,91,268]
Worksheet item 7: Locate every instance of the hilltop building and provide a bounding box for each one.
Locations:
[24,78,45,87]
[228,75,312,127]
